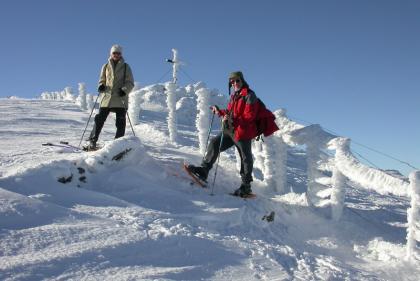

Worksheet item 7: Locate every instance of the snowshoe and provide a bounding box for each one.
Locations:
[82,140,102,152]
[42,142,81,152]
[182,163,207,188]
[229,192,257,199]
[230,184,256,199]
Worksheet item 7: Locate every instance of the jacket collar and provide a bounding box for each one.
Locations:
[233,87,248,97]
[108,57,125,66]
[239,87,248,97]
[107,57,125,73]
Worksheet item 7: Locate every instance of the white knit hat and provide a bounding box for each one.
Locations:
[110,44,123,55]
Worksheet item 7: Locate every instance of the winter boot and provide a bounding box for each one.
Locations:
[187,165,208,182]
[232,183,252,197]
[83,139,97,151]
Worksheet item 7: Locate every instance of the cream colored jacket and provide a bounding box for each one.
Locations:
[98,57,134,108]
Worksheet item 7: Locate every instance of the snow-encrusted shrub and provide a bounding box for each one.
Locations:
[64,87,74,101]
[54,91,62,100]
[141,84,167,111]
[40,92,52,100]
[86,94,95,112]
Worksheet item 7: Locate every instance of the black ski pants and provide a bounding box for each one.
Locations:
[89,107,126,142]
[201,133,253,184]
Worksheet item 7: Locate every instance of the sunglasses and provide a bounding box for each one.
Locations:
[112,52,121,55]
[230,79,241,84]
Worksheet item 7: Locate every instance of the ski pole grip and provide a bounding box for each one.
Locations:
[210,105,220,113]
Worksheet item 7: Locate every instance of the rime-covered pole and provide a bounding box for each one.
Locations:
[262,136,287,194]
[260,110,289,194]
[253,140,264,173]
[76,83,87,110]
[195,87,210,154]
[262,137,276,190]
[274,111,288,194]
[129,88,143,125]
[166,82,177,143]
[329,137,350,221]
[406,171,420,260]
[171,49,179,85]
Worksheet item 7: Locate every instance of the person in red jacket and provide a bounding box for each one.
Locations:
[188,71,260,197]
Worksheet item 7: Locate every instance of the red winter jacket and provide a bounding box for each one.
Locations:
[218,87,260,141]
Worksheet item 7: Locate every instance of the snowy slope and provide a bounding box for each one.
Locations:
[0,96,419,281]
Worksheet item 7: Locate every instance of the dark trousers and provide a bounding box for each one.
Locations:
[201,133,253,184]
[89,107,126,142]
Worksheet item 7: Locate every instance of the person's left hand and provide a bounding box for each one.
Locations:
[222,115,229,121]
[118,89,126,97]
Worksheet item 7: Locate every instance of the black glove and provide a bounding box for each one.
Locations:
[98,84,106,93]
[210,105,220,114]
[118,89,126,97]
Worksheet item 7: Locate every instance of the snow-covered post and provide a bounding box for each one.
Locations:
[259,110,289,194]
[306,141,323,205]
[273,111,288,194]
[166,82,177,143]
[195,87,210,154]
[406,171,420,260]
[261,137,276,189]
[262,135,288,194]
[328,137,349,221]
[128,89,143,125]
[76,83,87,110]
[290,124,336,206]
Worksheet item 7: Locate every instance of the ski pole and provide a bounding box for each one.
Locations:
[121,98,136,137]
[78,93,100,148]
[210,121,225,196]
[202,111,215,162]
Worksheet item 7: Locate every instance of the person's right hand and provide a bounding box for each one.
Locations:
[210,105,220,114]
[98,84,106,93]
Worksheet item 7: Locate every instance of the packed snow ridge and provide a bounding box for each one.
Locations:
[0,81,419,280]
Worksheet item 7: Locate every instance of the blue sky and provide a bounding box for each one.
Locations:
[1,0,419,175]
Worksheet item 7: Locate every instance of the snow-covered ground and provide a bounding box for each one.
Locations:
[0,94,419,281]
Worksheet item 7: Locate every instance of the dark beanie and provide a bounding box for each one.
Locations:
[229,71,249,88]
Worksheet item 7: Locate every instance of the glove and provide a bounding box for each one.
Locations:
[98,84,106,93]
[210,105,220,114]
[118,89,126,97]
